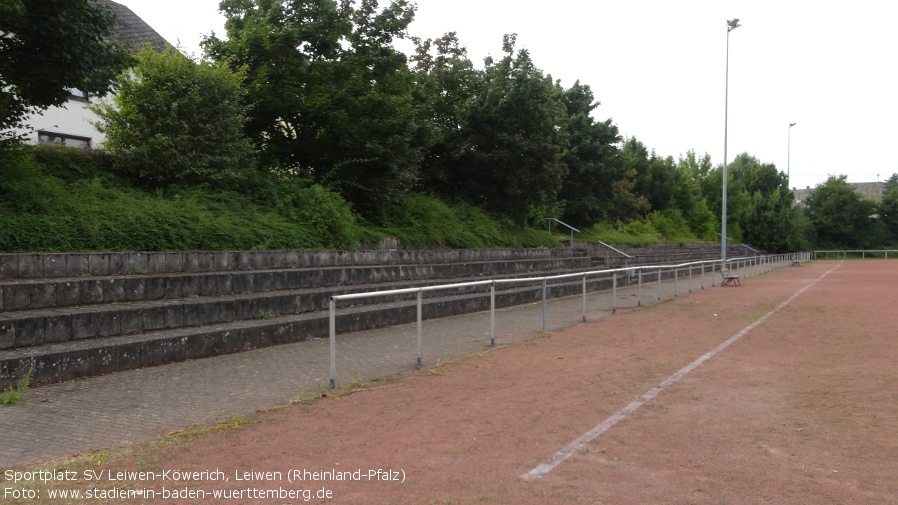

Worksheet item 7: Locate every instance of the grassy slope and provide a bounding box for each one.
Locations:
[0,146,564,252]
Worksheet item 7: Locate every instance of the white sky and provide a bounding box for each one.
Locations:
[120,0,898,189]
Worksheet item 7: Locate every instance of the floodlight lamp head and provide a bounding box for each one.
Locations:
[727,18,741,31]
[790,122,797,127]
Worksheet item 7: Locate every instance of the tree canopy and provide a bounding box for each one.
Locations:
[0,0,131,144]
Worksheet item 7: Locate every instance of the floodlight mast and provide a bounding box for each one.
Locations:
[721,17,741,271]
[788,122,797,186]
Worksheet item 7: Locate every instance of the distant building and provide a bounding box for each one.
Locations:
[792,182,883,206]
[9,0,171,149]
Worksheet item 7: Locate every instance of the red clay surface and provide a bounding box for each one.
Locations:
[16,260,898,504]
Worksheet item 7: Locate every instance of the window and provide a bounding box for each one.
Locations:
[65,87,90,102]
[37,131,91,149]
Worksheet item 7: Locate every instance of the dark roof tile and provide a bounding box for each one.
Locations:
[94,0,172,51]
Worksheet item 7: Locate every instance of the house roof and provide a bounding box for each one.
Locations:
[792,181,884,206]
[95,0,172,51]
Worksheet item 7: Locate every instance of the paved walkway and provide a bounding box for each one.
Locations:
[0,269,727,468]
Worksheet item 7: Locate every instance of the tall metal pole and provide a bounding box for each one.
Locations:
[722,18,741,271]
[788,122,796,187]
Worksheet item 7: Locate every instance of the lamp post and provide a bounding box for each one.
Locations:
[721,17,741,271]
[788,122,796,187]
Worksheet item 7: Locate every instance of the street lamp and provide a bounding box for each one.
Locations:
[788,122,796,187]
[721,17,741,271]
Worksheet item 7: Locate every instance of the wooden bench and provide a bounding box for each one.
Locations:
[720,269,741,286]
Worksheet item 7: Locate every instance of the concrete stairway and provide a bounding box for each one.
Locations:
[1,249,595,388]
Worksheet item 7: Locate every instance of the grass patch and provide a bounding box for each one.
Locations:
[293,383,326,405]
[0,369,32,406]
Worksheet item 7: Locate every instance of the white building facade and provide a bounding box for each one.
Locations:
[9,0,170,149]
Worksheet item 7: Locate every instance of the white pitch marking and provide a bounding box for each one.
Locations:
[521,262,841,480]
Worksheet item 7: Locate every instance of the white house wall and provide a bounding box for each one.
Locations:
[14,96,111,147]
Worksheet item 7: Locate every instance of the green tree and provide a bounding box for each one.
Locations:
[455,34,568,225]
[726,154,795,252]
[92,49,256,187]
[627,139,700,218]
[204,0,421,213]
[883,173,898,195]
[557,82,634,227]
[879,185,898,242]
[409,32,478,199]
[0,0,131,144]
[675,151,717,239]
[806,176,879,248]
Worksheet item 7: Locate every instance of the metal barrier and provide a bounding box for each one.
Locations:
[327,252,809,388]
[814,250,898,259]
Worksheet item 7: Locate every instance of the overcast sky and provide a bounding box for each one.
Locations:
[120,0,898,189]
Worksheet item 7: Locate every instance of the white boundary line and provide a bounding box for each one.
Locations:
[521,261,842,480]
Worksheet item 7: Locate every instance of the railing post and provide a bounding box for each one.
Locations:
[657,267,662,300]
[541,278,547,332]
[490,282,496,347]
[637,269,642,307]
[674,267,678,297]
[688,265,693,293]
[582,274,587,322]
[612,271,617,314]
[416,290,423,367]
[329,297,336,389]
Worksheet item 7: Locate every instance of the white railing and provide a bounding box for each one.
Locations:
[327,252,811,388]
[814,250,898,259]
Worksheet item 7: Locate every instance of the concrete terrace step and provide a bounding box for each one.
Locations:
[0,249,586,281]
[0,257,590,312]
[0,273,611,387]
[0,264,597,351]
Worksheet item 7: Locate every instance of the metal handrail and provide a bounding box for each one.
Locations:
[594,240,633,258]
[716,233,761,255]
[326,252,809,388]
[546,218,580,247]
[814,249,898,259]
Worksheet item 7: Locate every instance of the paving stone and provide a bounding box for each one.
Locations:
[15,317,44,347]
[128,252,148,275]
[72,311,101,340]
[102,278,126,304]
[80,280,104,305]
[41,254,67,277]
[88,253,111,276]
[97,311,123,337]
[142,306,166,331]
[65,253,89,276]
[19,254,43,278]
[0,254,18,280]
[123,277,146,302]
[45,315,73,343]
[147,252,166,273]
[55,281,81,307]
[0,320,16,349]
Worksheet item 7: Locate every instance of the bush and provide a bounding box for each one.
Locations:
[92,48,256,188]
[646,209,699,243]
[374,194,557,249]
